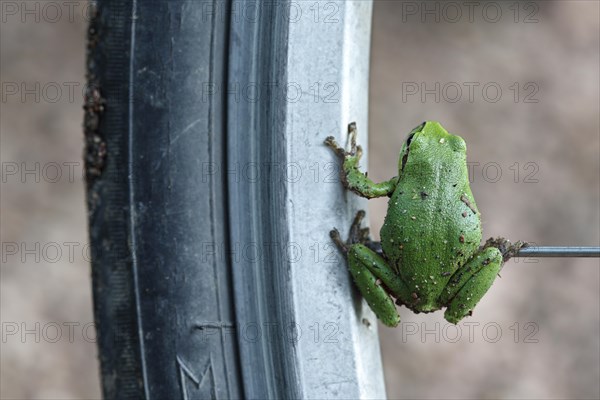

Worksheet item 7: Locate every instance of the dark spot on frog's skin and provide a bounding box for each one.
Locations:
[362,318,371,328]
[462,212,467,217]
[452,183,457,187]
[459,235,465,243]
[420,191,429,200]
[460,194,478,214]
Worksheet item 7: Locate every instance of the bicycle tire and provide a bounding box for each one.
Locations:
[86,1,385,398]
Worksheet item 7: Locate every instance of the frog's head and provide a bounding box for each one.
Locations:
[398,121,467,173]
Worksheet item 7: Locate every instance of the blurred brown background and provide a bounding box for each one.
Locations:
[369,1,599,399]
[1,1,598,399]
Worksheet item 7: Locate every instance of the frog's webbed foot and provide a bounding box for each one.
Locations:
[329,228,348,253]
[324,122,363,162]
[330,210,377,255]
[348,209,370,244]
[481,236,528,262]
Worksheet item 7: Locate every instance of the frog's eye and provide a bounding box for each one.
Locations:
[400,122,427,172]
[405,131,416,148]
[400,131,417,171]
[403,122,424,147]
[449,135,467,152]
[409,121,426,136]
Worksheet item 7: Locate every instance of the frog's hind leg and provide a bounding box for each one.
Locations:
[330,211,412,327]
[346,244,403,327]
[441,247,503,324]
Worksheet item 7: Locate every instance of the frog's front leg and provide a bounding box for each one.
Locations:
[324,122,398,199]
[439,247,504,324]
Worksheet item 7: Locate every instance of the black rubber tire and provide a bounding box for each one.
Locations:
[85,1,243,398]
[86,1,383,398]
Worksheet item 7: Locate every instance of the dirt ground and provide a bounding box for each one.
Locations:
[1,1,598,399]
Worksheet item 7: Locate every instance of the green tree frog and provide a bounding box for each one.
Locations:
[324,121,504,327]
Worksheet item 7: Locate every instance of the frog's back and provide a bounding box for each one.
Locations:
[380,122,482,311]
